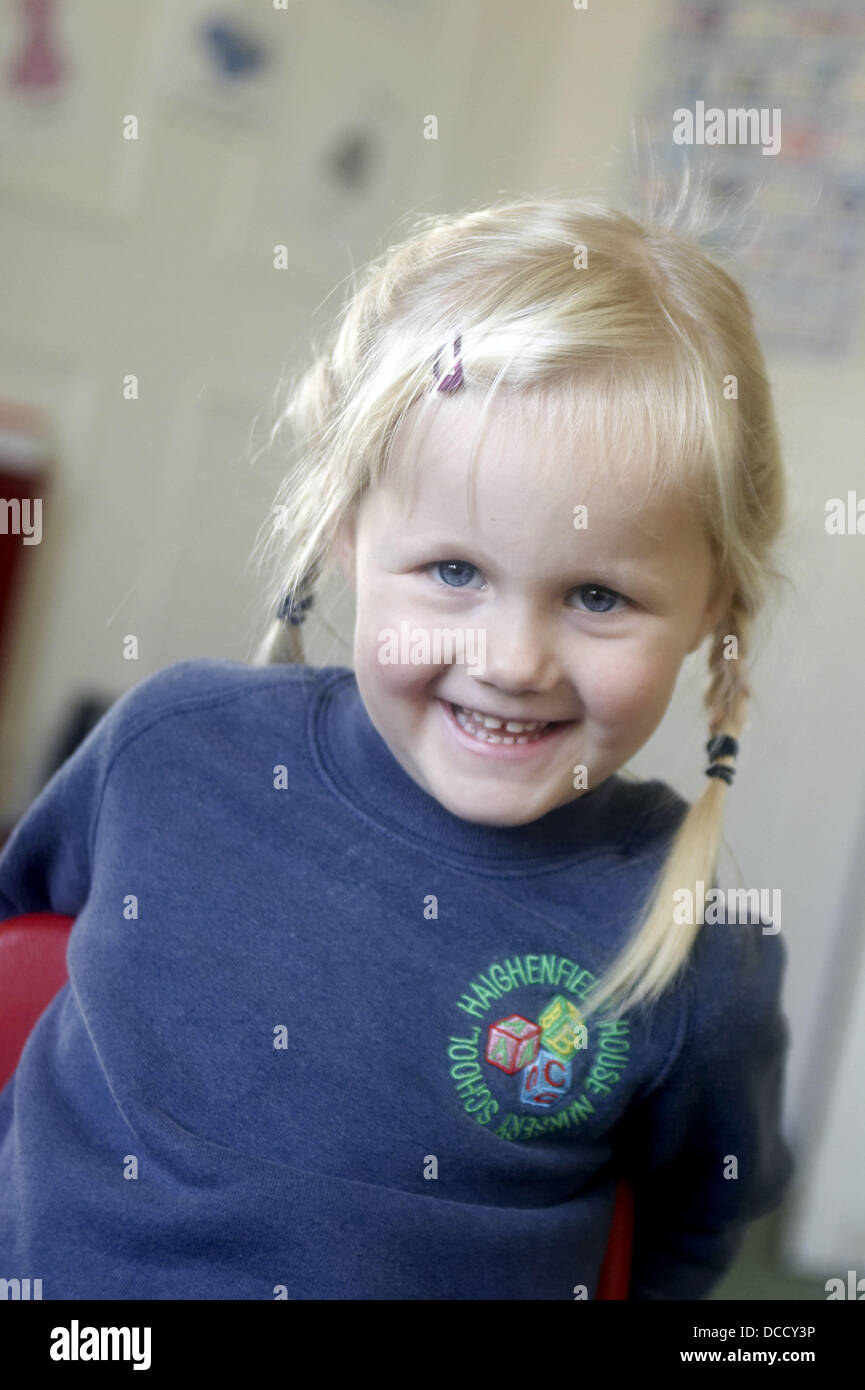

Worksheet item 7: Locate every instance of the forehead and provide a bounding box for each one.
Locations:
[377,389,702,551]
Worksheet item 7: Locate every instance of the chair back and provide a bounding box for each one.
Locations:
[595,1176,635,1299]
[0,912,74,1091]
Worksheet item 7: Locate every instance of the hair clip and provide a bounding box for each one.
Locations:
[432,333,463,392]
[705,733,738,784]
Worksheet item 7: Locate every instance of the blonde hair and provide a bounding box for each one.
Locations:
[249,194,787,1026]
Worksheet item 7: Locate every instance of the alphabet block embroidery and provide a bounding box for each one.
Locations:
[446,952,630,1142]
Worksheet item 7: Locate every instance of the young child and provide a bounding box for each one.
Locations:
[0,196,793,1300]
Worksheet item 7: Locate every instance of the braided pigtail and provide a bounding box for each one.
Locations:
[580,594,754,1028]
[704,597,752,768]
[251,565,320,667]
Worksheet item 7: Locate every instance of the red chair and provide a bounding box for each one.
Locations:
[0,911,634,1297]
[595,1174,634,1299]
[0,911,75,1091]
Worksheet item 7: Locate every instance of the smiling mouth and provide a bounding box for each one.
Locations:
[448,701,568,744]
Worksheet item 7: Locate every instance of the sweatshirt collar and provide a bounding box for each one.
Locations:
[308,665,632,871]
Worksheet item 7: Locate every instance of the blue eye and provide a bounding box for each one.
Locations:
[427,563,629,613]
[571,584,627,614]
[430,561,481,588]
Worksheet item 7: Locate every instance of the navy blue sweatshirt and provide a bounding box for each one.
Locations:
[0,659,794,1299]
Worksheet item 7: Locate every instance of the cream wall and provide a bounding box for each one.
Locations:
[1,0,862,1278]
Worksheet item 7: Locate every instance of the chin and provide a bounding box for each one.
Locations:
[440,790,552,828]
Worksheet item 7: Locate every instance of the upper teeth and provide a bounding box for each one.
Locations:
[455,704,547,733]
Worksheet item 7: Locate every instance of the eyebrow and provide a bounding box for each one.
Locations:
[397,533,665,570]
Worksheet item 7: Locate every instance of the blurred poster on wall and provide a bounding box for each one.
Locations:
[221,66,408,280]
[284,84,404,245]
[0,0,89,150]
[0,1,151,216]
[152,0,295,130]
[631,0,865,356]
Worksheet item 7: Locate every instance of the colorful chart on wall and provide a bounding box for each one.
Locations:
[630,0,865,356]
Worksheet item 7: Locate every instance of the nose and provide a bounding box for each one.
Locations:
[471,601,562,696]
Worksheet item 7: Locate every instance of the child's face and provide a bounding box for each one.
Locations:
[336,394,730,828]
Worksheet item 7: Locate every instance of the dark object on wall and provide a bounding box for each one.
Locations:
[39,694,114,787]
[0,695,114,853]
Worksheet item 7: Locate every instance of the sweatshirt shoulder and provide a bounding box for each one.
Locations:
[99,659,344,752]
[613,774,691,856]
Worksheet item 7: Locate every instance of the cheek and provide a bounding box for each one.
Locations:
[582,643,679,723]
[354,609,447,701]
[374,662,441,702]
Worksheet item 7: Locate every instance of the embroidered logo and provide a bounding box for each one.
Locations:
[446,952,630,1142]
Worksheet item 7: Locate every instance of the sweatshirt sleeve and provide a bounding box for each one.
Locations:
[0,661,206,923]
[0,721,117,924]
[621,921,795,1300]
